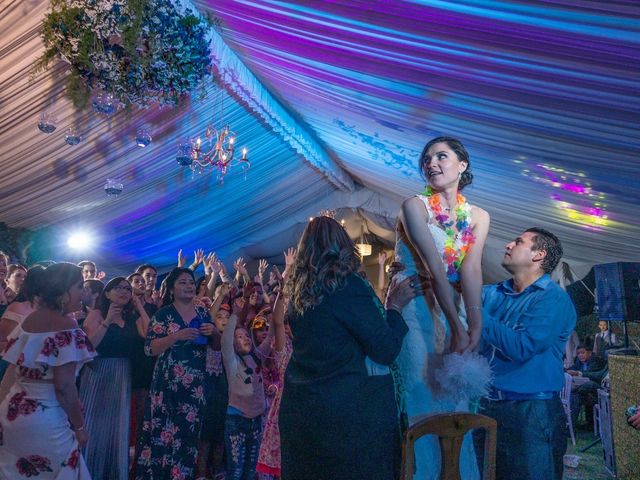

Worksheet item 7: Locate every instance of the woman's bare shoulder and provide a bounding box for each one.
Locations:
[470,205,490,223]
[22,310,79,333]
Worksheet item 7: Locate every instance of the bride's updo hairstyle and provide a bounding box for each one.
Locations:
[419,136,473,191]
[285,216,360,315]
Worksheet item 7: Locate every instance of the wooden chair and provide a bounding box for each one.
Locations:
[400,412,497,480]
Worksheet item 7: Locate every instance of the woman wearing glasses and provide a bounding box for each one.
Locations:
[80,277,150,479]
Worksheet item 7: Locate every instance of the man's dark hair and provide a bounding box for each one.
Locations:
[525,227,563,274]
[577,343,592,352]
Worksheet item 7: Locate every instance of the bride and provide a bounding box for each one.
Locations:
[395,136,491,479]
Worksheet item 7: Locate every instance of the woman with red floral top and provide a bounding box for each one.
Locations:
[0,263,96,479]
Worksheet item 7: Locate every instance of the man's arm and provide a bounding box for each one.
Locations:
[483,290,577,363]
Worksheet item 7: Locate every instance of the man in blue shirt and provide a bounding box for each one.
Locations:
[474,227,576,480]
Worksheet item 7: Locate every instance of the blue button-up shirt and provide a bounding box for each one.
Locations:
[480,274,577,394]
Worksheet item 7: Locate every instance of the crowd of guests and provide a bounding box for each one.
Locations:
[0,248,301,479]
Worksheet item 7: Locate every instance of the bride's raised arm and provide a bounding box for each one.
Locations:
[460,207,490,352]
[401,196,470,353]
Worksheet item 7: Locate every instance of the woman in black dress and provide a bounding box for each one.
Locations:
[279,216,419,480]
[81,276,151,479]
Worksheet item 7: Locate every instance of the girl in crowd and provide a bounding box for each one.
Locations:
[5,264,27,303]
[395,136,490,479]
[136,264,160,309]
[82,279,104,311]
[73,279,104,325]
[279,216,418,480]
[197,284,232,480]
[256,291,292,478]
[80,277,151,479]
[135,268,215,480]
[222,297,274,480]
[0,266,46,390]
[0,263,96,478]
[126,272,157,478]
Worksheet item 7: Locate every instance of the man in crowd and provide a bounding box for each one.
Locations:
[566,344,607,429]
[77,260,105,281]
[593,320,618,356]
[475,227,576,480]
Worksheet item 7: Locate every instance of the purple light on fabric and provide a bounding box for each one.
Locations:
[562,184,586,194]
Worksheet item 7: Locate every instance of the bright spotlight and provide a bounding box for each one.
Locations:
[67,232,92,250]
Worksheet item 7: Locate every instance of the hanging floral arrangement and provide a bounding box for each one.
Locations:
[33,0,213,109]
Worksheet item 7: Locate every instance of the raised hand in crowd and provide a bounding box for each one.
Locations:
[203,252,217,276]
[177,249,187,268]
[189,249,205,271]
[234,257,249,283]
[378,251,387,267]
[257,258,268,283]
[283,247,296,279]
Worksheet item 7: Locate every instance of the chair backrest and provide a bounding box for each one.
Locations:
[400,412,497,480]
[560,372,573,403]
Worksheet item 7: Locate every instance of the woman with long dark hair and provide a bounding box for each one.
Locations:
[80,276,150,479]
[0,263,95,478]
[135,267,215,480]
[279,216,418,480]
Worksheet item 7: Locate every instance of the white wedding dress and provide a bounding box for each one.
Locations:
[395,195,491,480]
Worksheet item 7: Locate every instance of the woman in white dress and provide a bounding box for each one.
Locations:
[0,262,96,479]
[395,136,491,479]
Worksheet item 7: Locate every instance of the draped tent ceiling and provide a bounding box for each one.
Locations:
[0,0,638,282]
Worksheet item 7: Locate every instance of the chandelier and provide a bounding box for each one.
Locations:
[176,122,250,182]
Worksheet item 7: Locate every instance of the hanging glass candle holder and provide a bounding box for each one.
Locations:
[37,111,57,134]
[176,140,194,166]
[104,178,124,197]
[64,128,82,146]
[135,128,152,147]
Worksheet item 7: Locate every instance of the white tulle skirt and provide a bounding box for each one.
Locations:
[396,284,491,480]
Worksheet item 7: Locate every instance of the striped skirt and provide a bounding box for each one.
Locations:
[79,357,131,480]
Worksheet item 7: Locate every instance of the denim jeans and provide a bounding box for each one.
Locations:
[224,414,263,480]
[473,396,567,480]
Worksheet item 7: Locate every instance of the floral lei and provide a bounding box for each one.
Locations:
[423,186,476,283]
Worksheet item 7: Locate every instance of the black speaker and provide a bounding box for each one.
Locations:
[595,262,640,322]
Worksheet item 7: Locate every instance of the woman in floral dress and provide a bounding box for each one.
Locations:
[0,262,96,479]
[256,293,292,478]
[135,268,215,480]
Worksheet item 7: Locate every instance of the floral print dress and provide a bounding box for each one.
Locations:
[135,305,211,480]
[0,326,96,479]
[256,338,292,477]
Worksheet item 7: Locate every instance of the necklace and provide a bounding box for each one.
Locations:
[422,186,476,282]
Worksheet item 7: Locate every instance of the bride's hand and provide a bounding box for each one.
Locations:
[450,328,470,354]
[465,327,482,353]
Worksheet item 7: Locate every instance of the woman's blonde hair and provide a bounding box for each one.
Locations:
[285,216,360,315]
